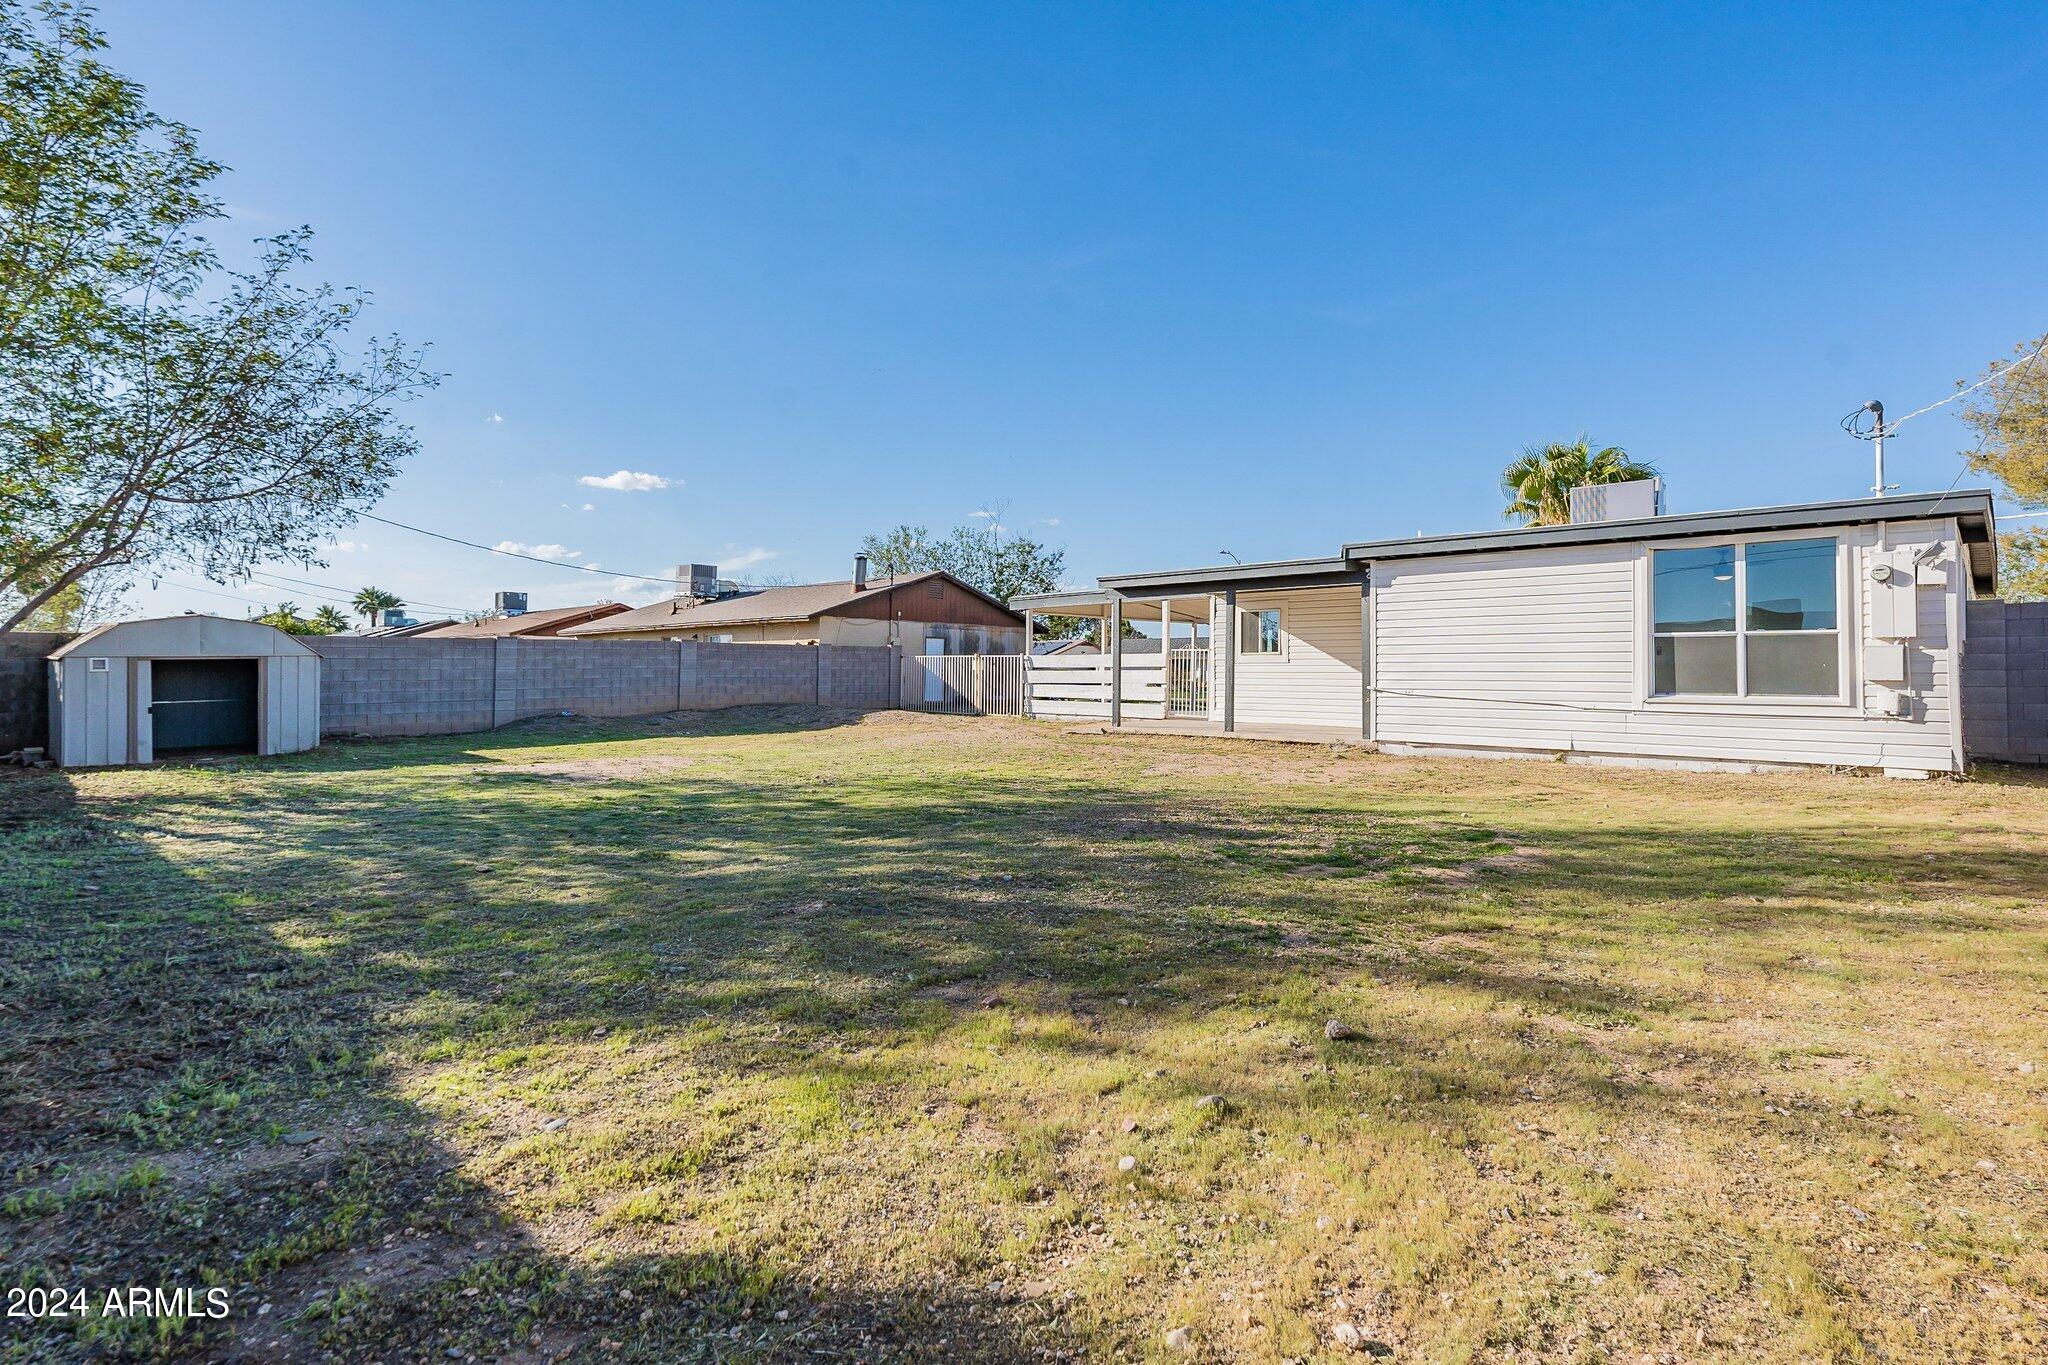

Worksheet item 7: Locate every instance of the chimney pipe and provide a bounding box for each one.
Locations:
[854,553,869,591]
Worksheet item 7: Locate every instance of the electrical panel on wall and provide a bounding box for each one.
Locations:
[1865,640,1909,685]
[1867,551,1919,641]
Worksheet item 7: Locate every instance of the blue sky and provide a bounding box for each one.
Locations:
[106,2,2048,621]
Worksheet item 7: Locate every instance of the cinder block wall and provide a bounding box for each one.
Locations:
[311,637,496,736]
[1962,601,2048,765]
[309,638,900,738]
[0,632,74,752]
[493,640,684,725]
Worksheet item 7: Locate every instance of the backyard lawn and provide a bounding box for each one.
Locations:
[4,708,2046,1363]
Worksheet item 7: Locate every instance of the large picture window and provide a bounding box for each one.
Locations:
[1652,537,1839,699]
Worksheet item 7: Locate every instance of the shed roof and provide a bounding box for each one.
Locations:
[49,614,318,659]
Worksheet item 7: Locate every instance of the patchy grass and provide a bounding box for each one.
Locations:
[3,705,2047,1362]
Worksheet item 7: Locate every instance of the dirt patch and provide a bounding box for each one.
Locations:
[475,755,702,783]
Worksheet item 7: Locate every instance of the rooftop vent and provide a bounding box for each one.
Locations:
[853,553,869,591]
[494,590,528,617]
[1569,478,1664,525]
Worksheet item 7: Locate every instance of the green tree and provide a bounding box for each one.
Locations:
[0,2,436,631]
[1958,334,2048,507]
[1500,437,1659,526]
[859,501,1067,603]
[1998,527,2048,602]
[349,585,401,628]
[310,604,349,633]
[255,601,310,633]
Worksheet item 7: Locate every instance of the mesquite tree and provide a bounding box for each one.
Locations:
[0,2,435,630]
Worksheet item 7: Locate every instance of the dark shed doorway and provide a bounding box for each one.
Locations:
[151,659,258,753]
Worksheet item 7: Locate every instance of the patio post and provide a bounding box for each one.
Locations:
[1021,610,1034,718]
[1222,587,1236,733]
[1109,597,1123,728]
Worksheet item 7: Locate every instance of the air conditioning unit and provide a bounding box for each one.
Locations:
[1569,478,1664,525]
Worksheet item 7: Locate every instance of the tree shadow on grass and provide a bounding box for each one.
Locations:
[6,721,2047,1359]
[0,767,1074,1362]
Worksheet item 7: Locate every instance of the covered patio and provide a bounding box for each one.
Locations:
[1014,557,1368,740]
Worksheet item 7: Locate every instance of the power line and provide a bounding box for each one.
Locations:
[1843,335,2047,441]
[356,511,680,586]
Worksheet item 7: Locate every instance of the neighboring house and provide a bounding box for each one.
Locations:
[359,619,457,638]
[1013,486,2000,778]
[412,601,630,639]
[560,557,1024,653]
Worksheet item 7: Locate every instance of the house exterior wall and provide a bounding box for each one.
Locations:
[1368,517,1964,773]
[1210,587,1363,732]
[833,577,1021,630]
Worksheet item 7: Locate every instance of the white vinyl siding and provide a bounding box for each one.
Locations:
[1370,518,1962,773]
[1220,587,1362,731]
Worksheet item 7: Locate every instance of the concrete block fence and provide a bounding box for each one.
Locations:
[0,631,74,753]
[1962,600,2048,765]
[309,637,902,739]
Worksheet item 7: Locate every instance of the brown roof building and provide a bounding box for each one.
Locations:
[413,601,630,639]
[558,559,1023,653]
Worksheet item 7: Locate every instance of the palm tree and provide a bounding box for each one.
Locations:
[256,601,308,632]
[350,585,401,629]
[310,605,350,634]
[1500,437,1659,526]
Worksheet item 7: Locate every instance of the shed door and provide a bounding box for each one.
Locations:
[151,659,258,753]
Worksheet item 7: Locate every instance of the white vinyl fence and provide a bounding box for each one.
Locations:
[903,653,1027,715]
[1023,654,1170,720]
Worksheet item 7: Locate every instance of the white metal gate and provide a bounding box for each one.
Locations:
[905,653,1026,716]
[1167,647,1209,718]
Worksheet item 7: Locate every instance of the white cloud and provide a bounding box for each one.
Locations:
[970,508,997,520]
[722,547,778,573]
[605,576,675,606]
[1039,517,1062,527]
[580,502,596,512]
[494,540,582,561]
[326,539,365,553]
[579,469,673,492]
[485,413,505,425]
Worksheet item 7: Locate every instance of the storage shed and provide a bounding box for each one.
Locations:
[47,615,321,767]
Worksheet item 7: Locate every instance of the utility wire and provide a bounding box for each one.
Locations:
[356,511,679,586]
[1843,335,2047,440]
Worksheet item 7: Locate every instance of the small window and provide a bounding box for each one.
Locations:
[1239,607,1282,656]
[1651,537,1840,699]
[88,657,111,673]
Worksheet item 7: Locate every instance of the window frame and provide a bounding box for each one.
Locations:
[1639,529,1854,710]
[1236,603,1287,660]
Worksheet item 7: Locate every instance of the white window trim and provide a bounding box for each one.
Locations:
[1236,603,1288,661]
[1636,529,1856,713]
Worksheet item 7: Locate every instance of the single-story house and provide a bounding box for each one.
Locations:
[411,601,629,639]
[1012,486,2000,778]
[561,557,1025,654]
